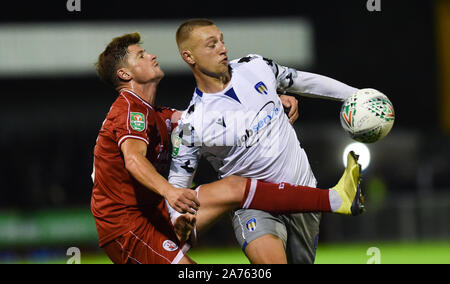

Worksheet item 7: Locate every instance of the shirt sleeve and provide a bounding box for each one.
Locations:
[113,96,150,147]
[260,55,358,101]
[284,70,359,101]
[168,115,201,189]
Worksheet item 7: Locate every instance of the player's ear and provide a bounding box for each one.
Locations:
[181,50,196,66]
[117,68,132,81]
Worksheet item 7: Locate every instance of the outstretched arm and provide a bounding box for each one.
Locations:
[260,55,358,101]
[284,70,358,101]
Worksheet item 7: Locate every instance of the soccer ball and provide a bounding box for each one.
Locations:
[340,88,395,143]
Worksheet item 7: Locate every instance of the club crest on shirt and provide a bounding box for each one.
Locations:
[165,118,172,132]
[163,240,178,251]
[254,81,268,95]
[246,218,257,232]
[130,112,145,132]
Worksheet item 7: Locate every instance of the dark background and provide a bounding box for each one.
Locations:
[0,0,448,247]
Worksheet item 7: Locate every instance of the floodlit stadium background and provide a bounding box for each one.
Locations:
[0,0,449,264]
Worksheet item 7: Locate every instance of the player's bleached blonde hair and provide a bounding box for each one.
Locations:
[95,32,142,89]
[176,18,215,50]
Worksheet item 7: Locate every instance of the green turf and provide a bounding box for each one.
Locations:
[190,241,450,264]
[6,241,450,264]
[189,247,250,264]
[314,241,450,264]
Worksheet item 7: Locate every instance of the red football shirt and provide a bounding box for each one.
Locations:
[91,89,176,247]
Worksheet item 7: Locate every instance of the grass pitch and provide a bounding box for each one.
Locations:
[189,241,450,264]
[7,241,450,264]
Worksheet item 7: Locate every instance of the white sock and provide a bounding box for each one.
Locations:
[242,179,258,209]
[165,200,182,226]
[329,189,343,212]
[191,187,199,243]
[165,187,199,243]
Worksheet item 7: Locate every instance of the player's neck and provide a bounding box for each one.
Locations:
[194,69,231,94]
[119,82,158,105]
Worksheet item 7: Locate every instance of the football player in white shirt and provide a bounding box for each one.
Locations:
[169,19,364,263]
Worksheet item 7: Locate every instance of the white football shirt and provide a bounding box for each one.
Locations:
[168,54,357,189]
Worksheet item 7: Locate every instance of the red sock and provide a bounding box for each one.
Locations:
[240,179,331,213]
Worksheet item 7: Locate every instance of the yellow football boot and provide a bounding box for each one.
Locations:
[332,151,365,215]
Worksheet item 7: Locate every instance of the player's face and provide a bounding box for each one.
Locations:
[125,44,164,83]
[190,25,229,78]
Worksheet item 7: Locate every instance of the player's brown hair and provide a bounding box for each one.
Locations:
[176,18,215,50]
[95,32,142,89]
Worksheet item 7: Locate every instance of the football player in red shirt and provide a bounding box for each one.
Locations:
[91,32,363,264]
[91,32,201,264]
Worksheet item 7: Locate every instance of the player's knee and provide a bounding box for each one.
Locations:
[245,235,287,264]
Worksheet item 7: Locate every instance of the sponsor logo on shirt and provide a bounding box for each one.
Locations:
[238,101,280,148]
[172,135,182,157]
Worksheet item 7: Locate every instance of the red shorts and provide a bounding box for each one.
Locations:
[102,211,191,264]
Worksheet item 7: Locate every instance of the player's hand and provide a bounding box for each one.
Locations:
[280,94,299,124]
[165,186,200,215]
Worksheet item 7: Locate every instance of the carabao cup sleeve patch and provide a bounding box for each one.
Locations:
[130,112,146,132]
